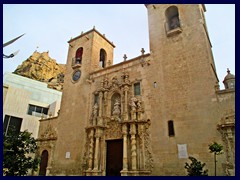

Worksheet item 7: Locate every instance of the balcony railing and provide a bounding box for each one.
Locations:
[72,57,82,68]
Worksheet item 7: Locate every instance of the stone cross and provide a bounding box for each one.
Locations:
[227,68,230,74]
[123,54,127,61]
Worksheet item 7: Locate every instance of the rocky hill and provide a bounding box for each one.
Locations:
[13,51,66,91]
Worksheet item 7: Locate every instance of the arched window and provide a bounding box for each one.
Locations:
[39,150,49,176]
[165,6,180,31]
[99,49,107,68]
[168,120,175,137]
[75,47,83,64]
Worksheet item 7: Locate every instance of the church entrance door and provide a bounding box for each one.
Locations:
[106,139,123,176]
[39,150,48,176]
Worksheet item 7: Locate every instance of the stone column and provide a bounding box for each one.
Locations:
[122,124,128,171]
[130,123,137,170]
[87,129,94,171]
[138,124,145,170]
[99,92,103,117]
[93,128,101,170]
[131,110,137,121]
[124,86,129,121]
[103,91,108,116]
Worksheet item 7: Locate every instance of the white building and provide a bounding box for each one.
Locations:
[3,72,62,138]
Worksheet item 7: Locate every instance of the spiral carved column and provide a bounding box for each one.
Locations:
[87,129,94,171]
[138,124,145,170]
[122,124,128,171]
[130,123,137,170]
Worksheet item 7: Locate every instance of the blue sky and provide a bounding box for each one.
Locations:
[3,4,235,89]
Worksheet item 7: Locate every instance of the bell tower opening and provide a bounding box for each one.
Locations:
[75,47,83,64]
[99,48,107,68]
[165,6,180,31]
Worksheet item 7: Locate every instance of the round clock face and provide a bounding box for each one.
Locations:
[72,70,81,81]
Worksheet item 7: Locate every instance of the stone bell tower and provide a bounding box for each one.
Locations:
[50,28,115,174]
[144,4,225,175]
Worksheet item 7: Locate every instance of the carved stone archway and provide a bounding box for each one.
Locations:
[39,150,49,176]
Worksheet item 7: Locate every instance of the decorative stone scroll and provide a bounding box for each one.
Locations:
[39,123,57,140]
[105,121,122,140]
[143,120,154,171]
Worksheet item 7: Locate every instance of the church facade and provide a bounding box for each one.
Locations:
[37,4,235,176]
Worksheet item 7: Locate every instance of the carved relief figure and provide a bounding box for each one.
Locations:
[129,97,143,121]
[92,103,99,125]
[110,76,121,90]
[103,77,109,89]
[129,97,138,111]
[137,99,142,110]
[112,98,121,116]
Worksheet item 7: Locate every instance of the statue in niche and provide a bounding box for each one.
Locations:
[113,98,121,115]
[92,103,98,125]
[112,98,121,122]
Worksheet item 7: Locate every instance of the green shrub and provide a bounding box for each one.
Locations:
[184,156,208,176]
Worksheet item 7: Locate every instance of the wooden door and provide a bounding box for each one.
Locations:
[39,150,48,176]
[106,139,123,176]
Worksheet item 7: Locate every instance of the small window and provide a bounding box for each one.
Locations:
[27,104,49,117]
[28,104,35,115]
[99,49,107,68]
[154,82,157,88]
[168,120,175,137]
[36,106,42,113]
[229,82,235,89]
[3,115,22,135]
[42,108,49,115]
[134,82,141,96]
